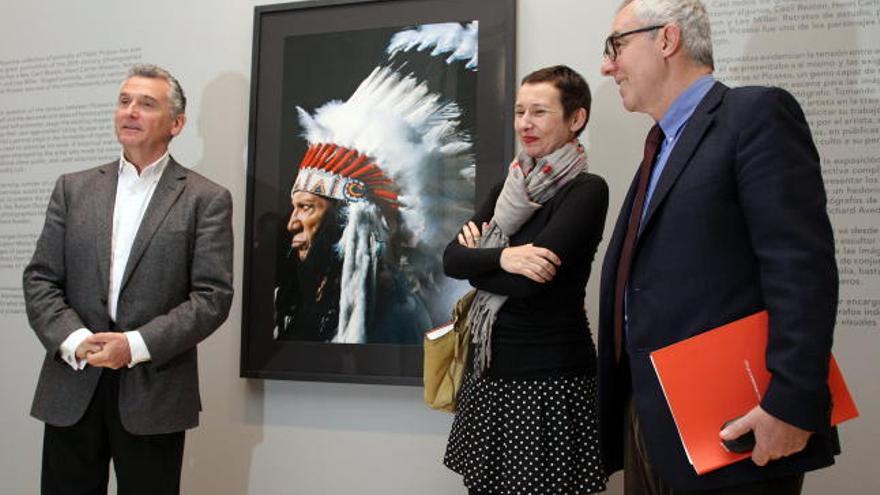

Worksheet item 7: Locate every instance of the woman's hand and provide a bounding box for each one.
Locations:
[500,243,561,283]
[457,221,483,248]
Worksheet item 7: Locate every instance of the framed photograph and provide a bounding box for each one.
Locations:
[241,0,515,384]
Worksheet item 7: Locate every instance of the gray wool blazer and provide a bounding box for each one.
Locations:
[23,158,234,435]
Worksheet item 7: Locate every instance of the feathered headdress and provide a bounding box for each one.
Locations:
[292,22,478,343]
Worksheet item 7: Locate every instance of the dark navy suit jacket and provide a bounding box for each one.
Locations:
[598,82,839,490]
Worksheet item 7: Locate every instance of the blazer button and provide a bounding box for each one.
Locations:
[100,296,108,305]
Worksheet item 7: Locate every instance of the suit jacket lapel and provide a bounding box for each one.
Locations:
[95,162,120,299]
[639,82,728,235]
[120,158,187,292]
[600,165,641,306]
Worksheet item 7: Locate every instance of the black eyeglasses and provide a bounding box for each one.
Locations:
[603,25,665,61]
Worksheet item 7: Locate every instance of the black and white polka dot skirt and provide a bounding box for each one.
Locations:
[444,372,607,495]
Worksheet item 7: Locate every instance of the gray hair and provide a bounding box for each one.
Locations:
[126,64,187,117]
[620,0,714,69]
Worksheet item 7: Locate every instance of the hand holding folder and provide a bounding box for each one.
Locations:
[650,311,858,475]
[720,405,811,467]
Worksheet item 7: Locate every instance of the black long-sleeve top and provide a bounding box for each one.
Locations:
[443,173,609,378]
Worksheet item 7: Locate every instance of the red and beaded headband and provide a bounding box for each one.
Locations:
[292,143,400,209]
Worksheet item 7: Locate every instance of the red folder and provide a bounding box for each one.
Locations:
[650,311,858,475]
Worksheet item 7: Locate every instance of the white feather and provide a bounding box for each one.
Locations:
[386,21,479,70]
[295,26,478,339]
[334,203,385,343]
[299,67,472,239]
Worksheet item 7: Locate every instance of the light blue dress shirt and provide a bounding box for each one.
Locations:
[641,75,716,219]
[625,75,716,335]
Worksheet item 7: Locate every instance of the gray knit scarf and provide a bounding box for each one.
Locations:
[469,140,588,376]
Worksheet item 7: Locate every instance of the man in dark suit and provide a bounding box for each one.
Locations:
[597,1,839,493]
[23,64,233,495]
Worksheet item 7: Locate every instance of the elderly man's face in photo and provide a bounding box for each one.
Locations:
[288,191,332,261]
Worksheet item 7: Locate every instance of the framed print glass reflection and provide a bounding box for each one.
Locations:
[241,0,515,384]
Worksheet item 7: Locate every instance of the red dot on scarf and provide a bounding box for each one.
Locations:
[512,161,521,169]
[542,164,553,174]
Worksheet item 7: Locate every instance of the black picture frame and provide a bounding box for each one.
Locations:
[241,0,515,385]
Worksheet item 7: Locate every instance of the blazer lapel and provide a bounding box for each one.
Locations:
[119,159,187,292]
[94,162,120,298]
[600,165,642,306]
[639,82,728,235]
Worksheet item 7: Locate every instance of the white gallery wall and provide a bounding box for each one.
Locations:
[0,0,877,493]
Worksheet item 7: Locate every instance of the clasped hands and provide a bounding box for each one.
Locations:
[74,332,132,369]
[457,221,561,283]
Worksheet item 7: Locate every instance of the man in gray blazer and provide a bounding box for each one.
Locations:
[23,64,233,495]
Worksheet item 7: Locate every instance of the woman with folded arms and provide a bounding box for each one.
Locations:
[443,65,609,495]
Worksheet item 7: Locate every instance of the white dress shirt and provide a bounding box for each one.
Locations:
[58,152,169,370]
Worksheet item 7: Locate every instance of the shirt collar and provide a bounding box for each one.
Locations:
[658,75,715,141]
[119,151,171,180]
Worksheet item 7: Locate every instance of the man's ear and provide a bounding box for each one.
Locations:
[170,113,186,138]
[659,24,683,58]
